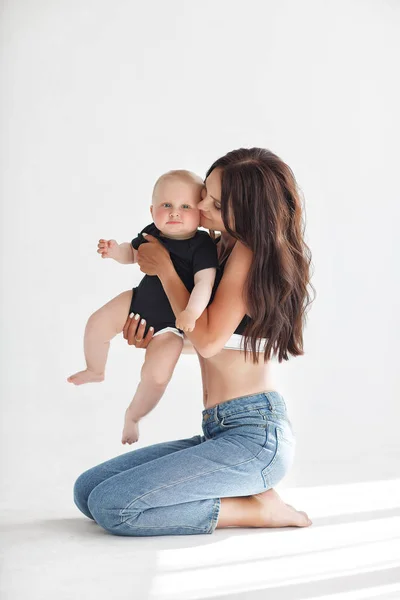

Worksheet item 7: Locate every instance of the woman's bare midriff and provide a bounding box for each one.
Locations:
[196,347,276,409]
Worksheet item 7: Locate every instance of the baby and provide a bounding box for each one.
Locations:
[67,170,218,444]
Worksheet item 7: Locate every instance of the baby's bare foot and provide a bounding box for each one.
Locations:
[121,418,139,445]
[67,369,104,385]
[252,488,312,528]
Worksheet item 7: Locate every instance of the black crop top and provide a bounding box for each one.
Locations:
[208,236,252,335]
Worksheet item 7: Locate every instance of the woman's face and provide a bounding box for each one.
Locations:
[198,168,226,232]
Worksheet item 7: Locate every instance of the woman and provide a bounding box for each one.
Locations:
[73,147,314,535]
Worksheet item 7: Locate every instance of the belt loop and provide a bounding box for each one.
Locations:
[263,392,273,411]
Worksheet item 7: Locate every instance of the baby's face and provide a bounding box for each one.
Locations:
[151,179,201,237]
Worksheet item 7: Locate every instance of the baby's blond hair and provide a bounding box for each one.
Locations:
[152,170,204,203]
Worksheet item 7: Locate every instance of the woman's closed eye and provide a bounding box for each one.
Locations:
[201,187,221,210]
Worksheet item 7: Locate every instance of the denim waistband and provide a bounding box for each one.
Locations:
[202,391,289,422]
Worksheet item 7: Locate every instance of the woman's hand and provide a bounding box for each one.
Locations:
[136,233,172,276]
[122,312,154,348]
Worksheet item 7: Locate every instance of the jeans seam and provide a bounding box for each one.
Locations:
[207,498,221,534]
[120,451,265,515]
[261,427,295,488]
[220,421,266,430]
[118,522,208,531]
[219,406,272,418]
[261,425,281,481]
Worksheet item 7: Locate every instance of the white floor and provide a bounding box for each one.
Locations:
[1,480,400,600]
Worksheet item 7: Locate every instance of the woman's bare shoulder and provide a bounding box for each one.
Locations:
[224,240,253,272]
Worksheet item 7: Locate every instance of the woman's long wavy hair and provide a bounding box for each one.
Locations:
[206,147,315,364]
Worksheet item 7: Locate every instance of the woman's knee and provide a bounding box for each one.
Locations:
[73,471,96,520]
[87,481,122,533]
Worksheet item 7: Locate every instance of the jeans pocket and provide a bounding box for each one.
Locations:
[220,409,267,430]
[261,426,295,489]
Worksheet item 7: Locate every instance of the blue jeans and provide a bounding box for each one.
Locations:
[73,391,295,536]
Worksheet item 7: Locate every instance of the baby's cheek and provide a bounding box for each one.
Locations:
[192,211,201,227]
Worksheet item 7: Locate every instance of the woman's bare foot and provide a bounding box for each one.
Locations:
[216,489,312,529]
[252,489,312,527]
[67,370,104,385]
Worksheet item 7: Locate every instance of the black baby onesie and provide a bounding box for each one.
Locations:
[129,223,219,337]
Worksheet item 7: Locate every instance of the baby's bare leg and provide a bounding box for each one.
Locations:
[122,332,183,444]
[68,290,132,385]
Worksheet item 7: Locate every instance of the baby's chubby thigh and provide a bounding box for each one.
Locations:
[87,290,133,338]
[141,332,184,388]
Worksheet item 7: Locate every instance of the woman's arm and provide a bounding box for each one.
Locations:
[125,233,253,357]
[159,240,253,358]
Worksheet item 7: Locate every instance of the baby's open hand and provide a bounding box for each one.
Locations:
[176,309,197,332]
[97,239,120,260]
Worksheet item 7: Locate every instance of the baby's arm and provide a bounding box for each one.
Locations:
[97,239,138,264]
[175,268,216,332]
[117,242,138,264]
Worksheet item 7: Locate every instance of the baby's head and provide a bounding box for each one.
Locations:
[150,170,204,238]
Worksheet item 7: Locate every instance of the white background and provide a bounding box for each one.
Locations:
[1,0,399,513]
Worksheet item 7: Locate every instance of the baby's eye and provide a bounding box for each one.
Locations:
[182,204,191,209]
[162,203,172,207]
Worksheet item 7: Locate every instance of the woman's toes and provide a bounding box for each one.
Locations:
[286,504,312,527]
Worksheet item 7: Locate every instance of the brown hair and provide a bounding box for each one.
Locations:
[206,147,315,363]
